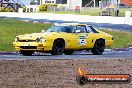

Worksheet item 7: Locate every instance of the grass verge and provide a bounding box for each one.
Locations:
[0,18,132,51]
[102,29,132,48]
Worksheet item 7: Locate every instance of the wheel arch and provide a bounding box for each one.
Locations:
[53,38,65,46]
[96,38,105,45]
[51,38,65,55]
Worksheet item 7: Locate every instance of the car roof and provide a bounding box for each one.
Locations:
[53,23,89,26]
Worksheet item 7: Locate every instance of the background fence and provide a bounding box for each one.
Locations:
[47,6,132,17]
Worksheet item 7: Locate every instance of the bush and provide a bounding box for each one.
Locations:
[39,4,47,11]
[39,4,58,12]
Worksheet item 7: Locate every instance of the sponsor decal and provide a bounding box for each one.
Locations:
[78,36,86,46]
[76,66,131,85]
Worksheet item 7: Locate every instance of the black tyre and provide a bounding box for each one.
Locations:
[20,50,34,56]
[64,50,74,55]
[91,39,105,55]
[76,76,87,85]
[51,40,64,55]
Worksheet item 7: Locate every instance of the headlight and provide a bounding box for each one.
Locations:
[36,37,46,42]
[40,37,46,42]
[15,36,19,42]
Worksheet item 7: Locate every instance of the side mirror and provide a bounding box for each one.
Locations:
[75,30,80,33]
[41,30,45,33]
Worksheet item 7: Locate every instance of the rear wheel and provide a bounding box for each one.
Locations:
[91,39,105,55]
[64,50,74,55]
[20,50,34,56]
[51,40,64,55]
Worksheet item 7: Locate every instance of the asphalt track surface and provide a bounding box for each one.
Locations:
[0,48,132,60]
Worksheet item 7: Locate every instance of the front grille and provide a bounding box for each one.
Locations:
[19,40,36,42]
[20,46,37,49]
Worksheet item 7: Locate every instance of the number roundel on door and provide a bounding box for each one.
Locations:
[78,36,86,46]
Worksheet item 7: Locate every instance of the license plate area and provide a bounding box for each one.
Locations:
[22,44,29,46]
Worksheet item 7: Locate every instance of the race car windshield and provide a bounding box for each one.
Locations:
[46,26,71,33]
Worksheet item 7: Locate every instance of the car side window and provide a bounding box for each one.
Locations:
[76,26,86,33]
[86,26,94,33]
[65,26,72,33]
[71,26,76,33]
[86,26,99,33]
[71,26,87,33]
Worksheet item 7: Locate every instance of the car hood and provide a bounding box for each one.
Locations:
[18,32,62,40]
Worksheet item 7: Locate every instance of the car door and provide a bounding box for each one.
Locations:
[73,26,88,49]
[66,25,93,50]
[64,26,78,49]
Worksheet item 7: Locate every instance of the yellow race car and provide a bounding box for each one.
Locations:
[13,23,113,56]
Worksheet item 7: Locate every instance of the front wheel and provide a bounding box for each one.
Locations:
[51,40,65,55]
[91,40,105,55]
[20,50,34,56]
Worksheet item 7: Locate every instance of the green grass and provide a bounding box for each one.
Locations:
[118,8,132,17]
[0,18,51,51]
[102,29,132,48]
[0,18,132,51]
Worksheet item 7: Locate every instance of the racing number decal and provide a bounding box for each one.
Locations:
[78,36,86,46]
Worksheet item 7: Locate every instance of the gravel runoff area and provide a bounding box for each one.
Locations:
[0,58,132,88]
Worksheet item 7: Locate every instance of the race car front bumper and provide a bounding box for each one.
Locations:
[13,42,52,51]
